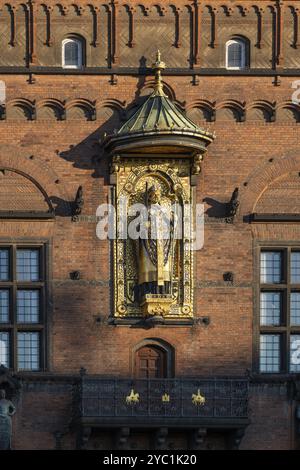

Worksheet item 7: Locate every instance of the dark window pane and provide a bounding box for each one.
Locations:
[0,332,9,367]
[291,292,300,326]
[64,40,80,67]
[291,252,300,283]
[260,251,282,283]
[17,249,39,281]
[260,292,281,326]
[260,334,281,373]
[0,289,9,323]
[17,332,39,371]
[17,290,39,323]
[290,335,300,373]
[0,249,9,281]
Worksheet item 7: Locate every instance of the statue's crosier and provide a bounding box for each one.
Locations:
[0,389,16,450]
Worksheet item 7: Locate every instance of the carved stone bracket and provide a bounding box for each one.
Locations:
[226,427,245,450]
[154,427,168,450]
[72,186,84,222]
[188,427,207,450]
[77,426,91,450]
[225,187,239,223]
[115,427,130,450]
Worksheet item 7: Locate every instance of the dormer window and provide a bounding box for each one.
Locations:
[62,38,83,69]
[226,38,247,70]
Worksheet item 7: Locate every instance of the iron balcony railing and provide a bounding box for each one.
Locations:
[78,377,249,420]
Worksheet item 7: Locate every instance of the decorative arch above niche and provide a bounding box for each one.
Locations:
[103,52,214,326]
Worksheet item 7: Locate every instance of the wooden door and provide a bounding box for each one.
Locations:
[135,346,166,378]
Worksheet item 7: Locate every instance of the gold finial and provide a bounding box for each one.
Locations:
[152,50,167,97]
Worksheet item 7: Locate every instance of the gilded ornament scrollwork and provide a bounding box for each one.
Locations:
[113,158,194,320]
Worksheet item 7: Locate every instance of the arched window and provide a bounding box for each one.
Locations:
[62,38,83,69]
[226,39,247,70]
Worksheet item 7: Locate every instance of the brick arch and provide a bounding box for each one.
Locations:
[66,99,95,121]
[216,100,245,122]
[246,100,274,122]
[186,100,215,123]
[0,148,72,214]
[239,150,300,215]
[6,99,35,121]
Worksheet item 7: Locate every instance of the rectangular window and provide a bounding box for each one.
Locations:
[260,334,281,373]
[290,335,300,373]
[17,290,39,323]
[260,251,282,284]
[17,332,40,371]
[0,289,9,323]
[0,332,9,367]
[260,292,281,326]
[16,249,39,281]
[0,244,47,371]
[0,249,9,281]
[291,292,300,326]
[258,247,300,374]
[291,252,300,284]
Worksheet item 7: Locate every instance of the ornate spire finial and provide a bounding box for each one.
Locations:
[152,50,167,97]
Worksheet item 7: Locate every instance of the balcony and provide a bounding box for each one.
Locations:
[76,377,249,429]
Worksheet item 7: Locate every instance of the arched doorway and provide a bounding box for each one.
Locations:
[135,346,167,378]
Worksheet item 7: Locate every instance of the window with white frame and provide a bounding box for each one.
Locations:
[62,38,83,69]
[226,39,247,70]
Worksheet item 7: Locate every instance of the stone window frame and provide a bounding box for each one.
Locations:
[254,241,300,375]
[0,242,49,372]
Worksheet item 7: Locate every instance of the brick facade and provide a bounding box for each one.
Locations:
[0,0,299,450]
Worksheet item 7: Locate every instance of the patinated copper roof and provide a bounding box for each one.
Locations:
[104,51,215,155]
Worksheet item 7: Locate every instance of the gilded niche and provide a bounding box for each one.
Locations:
[112,158,194,321]
[103,52,215,324]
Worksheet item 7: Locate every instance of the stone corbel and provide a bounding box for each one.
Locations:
[74,5,85,16]
[58,4,69,16]
[189,427,207,450]
[78,426,91,450]
[225,187,239,223]
[115,427,130,450]
[226,428,245,450]
[191,153,203,175]
[154,427,168,450]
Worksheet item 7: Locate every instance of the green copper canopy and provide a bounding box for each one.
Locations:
[104,51,215,155]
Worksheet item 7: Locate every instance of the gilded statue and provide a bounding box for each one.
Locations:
[135,183,176,305]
